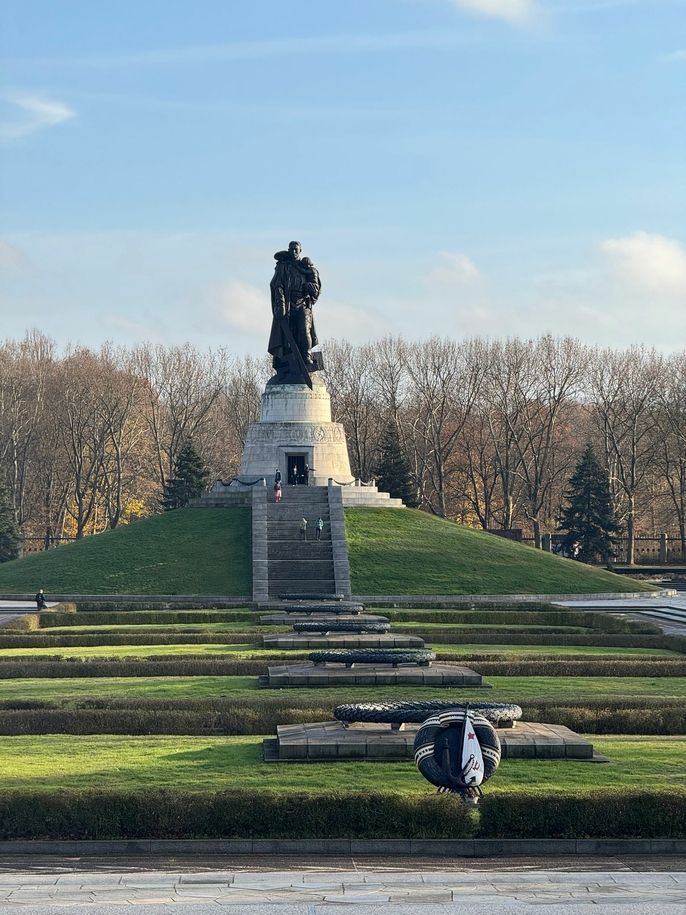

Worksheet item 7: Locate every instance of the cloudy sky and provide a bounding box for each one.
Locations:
[2,0,685,353]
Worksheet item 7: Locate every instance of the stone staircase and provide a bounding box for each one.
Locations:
[266,487,337,598]
[340,484,405,508]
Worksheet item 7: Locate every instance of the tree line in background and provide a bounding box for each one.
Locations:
[0,331,684,563]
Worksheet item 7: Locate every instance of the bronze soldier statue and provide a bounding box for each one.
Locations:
[267,241,322,385]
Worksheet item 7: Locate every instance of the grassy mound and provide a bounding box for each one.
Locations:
[0,509,251,595]
[345,508,655,595]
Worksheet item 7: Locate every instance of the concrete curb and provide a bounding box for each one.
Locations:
[0,838,683,856]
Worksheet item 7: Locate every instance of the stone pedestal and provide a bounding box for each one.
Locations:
[268,721,599,761]
[262,662,486,688]
[235,382,353,487]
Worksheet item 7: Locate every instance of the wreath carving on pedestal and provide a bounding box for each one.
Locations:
[293,620,390,634]
[309,648,436,668]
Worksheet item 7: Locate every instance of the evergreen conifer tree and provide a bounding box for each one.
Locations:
[558,444,619,563]
[374,420,417,506]
[0,483,20,562]
[162,441,209,511]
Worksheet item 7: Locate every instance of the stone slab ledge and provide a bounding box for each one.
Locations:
[0,838,681,856]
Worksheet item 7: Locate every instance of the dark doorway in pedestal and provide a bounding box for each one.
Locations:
[287,454,306,485]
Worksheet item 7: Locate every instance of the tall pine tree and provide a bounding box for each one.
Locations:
[162,441,209,511]
[0,483,20,562]
[558,444,619,563]
[374,420,416,506]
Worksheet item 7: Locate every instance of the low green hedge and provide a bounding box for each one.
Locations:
[384,609,660,634]
[0,788,682,840]
[0,631,271,648]
[39,610,257,628]
[479,790,686,838]
[0,696,683,736]
[473,659,686,677]
[0,654,681,679]
[74,601,250,612]
[405,630,685,652]
[0,790,474,840]
[0,656,262,678]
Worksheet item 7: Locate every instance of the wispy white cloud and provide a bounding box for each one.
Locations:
[212,280,272,339]
[426,251,482,285]
[15,31,478,69]
[0,239,29,270]
[448,0,537,23]
[663,48,686,62]
[0,93,76,141]
[600,231,686,296]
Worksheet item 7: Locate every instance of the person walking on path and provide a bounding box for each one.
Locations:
[300,517,308,541]
[315,517,324,541]
[35,589,47,611]
[274,481,282,503]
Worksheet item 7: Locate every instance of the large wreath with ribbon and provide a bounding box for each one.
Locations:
[414,707,501,802]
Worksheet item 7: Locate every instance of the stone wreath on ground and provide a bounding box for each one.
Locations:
[334,700,522,727]
[292,621,391,633]
[309,648,436,668]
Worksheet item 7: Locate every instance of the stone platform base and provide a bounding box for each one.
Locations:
[260,613,389,625]
[268,721,598,761]
[261,662,485,688]
[262,634,425,649]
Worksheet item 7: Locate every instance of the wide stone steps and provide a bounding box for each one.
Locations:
[268,542,333,560]
[270,580,337,597]
[268,506,330,519]
[268,561,335,581]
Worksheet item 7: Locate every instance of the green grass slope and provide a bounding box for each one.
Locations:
[345,508,655,595]
[0,508,251,595]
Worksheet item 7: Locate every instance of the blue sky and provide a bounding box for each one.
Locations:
[2,0,685,353]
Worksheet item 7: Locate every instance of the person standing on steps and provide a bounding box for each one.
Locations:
[274,480,282,503]
[300,517,308,541]
[303,463,310,486]
[275,468,281,486]
[315,516,324,541]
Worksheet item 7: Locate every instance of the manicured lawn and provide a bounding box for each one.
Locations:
[0,508,251,595]
[0,734,681,795]
[0,675,683,703]
[345,508,657,595]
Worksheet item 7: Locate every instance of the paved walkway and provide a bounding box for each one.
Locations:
[0,857,684,911]
[555,596,686,635]
[0,598,54,626]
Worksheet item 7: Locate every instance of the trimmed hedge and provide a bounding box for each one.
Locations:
[39,610,256,628]
[74,601,249,612]
[0,696,683,736]
[383,609,660,634]
[0,656,264,678]
[0,790,474,840]
[0,631,271,648]
[470,659,686,677]
[0,788,682,840]
[0,654,682,679]
[479,790,686,838]
[404,630,686,652]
